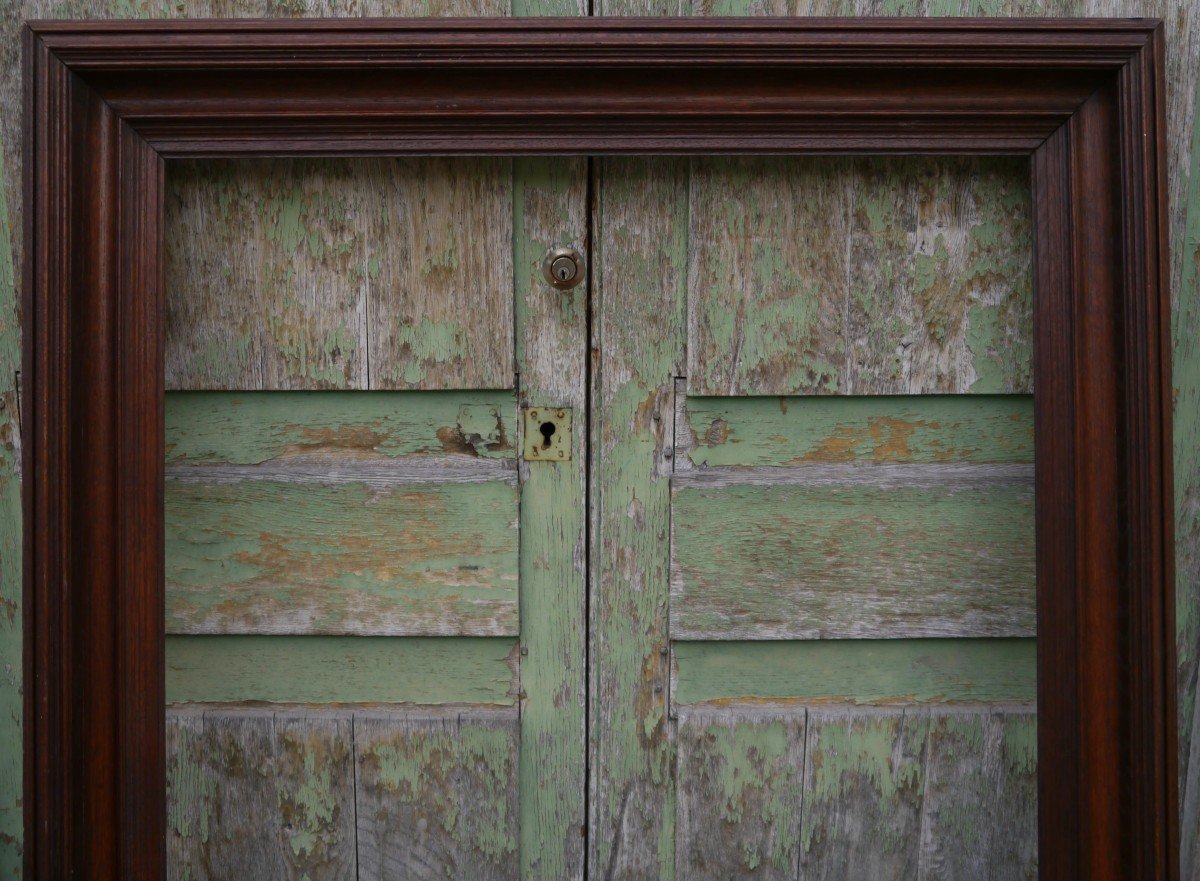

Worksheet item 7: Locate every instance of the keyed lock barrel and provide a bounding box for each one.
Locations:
[541,245,585,290]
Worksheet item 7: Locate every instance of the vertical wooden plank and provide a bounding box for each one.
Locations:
[368,157,515,390]
[165,158,515,391]
[514,157,589,881]
[799,706,929,879]
[273,712,359,880]
[0,136,19,881]
[354,709,520,881]
[675,707,805,880]
[686,157,1033,396]
[917,708,1038,880]
[1174,39,1200,881]
[165,708,357,881]
[590,158,688,881]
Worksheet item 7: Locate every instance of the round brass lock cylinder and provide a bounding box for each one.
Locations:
[542,245,585,290]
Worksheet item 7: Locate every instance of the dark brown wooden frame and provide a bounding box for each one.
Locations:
[21,16,1173,881]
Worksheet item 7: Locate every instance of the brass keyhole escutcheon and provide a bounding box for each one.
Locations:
[523,408,572,462]
[542,246,585,290]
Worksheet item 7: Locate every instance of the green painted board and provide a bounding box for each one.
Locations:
[166,390,516,464]
[671,639,1037,706]
[166,477,519,636]
[670,476,1035,640]
[678,394,1034,467]
[165,635,518,705]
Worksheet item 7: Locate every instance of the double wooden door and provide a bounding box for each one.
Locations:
[163,157,1037,880]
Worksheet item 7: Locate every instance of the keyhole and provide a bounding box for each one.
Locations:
[539,421,556,449]
[558,265,571,280]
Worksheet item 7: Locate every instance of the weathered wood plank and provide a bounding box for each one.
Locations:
[165,636,518,705]
[367,158,515,390]
[687,157,1033,396]
[514,158,589,881]
[591,158,689,881]
[166,390,515,464]
[164,157,515,391]
[799,706,929,878]
[355,708,520,881]
[166,708,357,881]
[675,706,806,880]
[670,639,1037,707]
[670,473,1035,640]
[677,394,1034,468]
[165,476,518,635]
[918,707,1037,879]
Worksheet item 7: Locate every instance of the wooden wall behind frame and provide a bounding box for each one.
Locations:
[22,18,1173,881]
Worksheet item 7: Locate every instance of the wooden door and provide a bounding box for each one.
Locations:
[589,157,1040,880]
[162,154,1040,881]
[162,158,588,881]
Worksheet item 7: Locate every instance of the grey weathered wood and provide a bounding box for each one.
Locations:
[686,157,1033,397]
[918,706,1037,880]
[166,708,357,881]
[799,706,929,879]
[354,708,520,881]
[590,158,689,880]
[675,706,806,880]
[165,455,516,486]
[671,461,1033,489]
[164,158,515,391]
[669,473,1036,640]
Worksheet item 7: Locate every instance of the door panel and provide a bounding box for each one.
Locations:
[685,157,1033,397]
[165,390,521,636]
[592,156,1038,880]
[670,393,1036,641]
[165,158,515,391]
[164,157,587,881]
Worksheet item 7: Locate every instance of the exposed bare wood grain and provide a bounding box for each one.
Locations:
[513,157,589,881]
[166,708,357,881]
[165,477,519,635]
[686,157,1033,396]
[672,704,1037,881]
[676,393,1034,467]
[675,706,806,880]
[166,455,516,486]
[165,158,515,391]
[799,706,929,878]
[670,473,1035,640]
[590,158,688,881]
[918,706,1038,879]
[355,708,520,881]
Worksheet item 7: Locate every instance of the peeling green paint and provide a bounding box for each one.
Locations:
[671,481,1035,640]
[592,158,689,881]
[166,390,515,464]
[512,158,590,881]
[364,724,517,860]
[165,636,518,704]
[682,394,1034,467]
[687,157,1033,396]
[165,478,520,636]
[672,639,1037,706]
